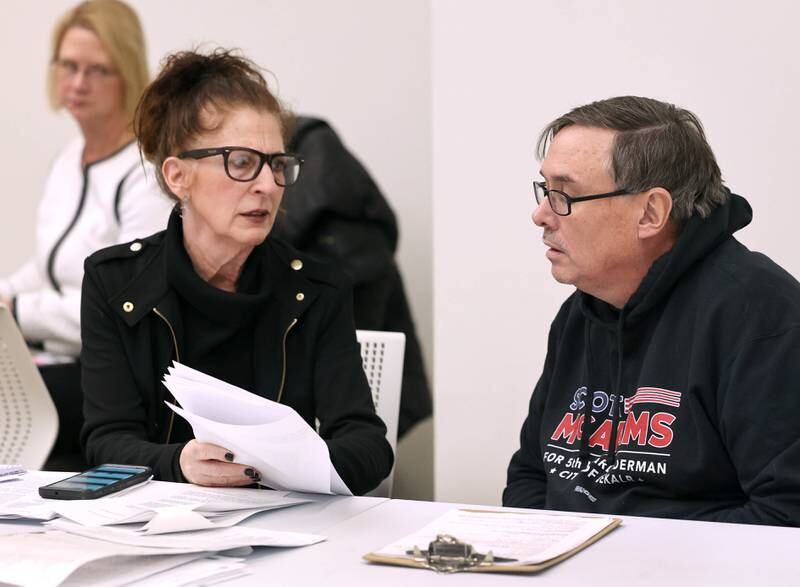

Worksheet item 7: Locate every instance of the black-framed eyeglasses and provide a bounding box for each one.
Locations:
[178,147,303,186]
[533,181,633,216]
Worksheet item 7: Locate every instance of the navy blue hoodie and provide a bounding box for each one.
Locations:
[504,192,800,526]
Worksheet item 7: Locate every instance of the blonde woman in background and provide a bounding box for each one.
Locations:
[0,0,172,468]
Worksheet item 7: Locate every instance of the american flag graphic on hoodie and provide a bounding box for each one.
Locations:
[624,387,682,413]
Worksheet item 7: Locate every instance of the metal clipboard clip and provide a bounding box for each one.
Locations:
[405,534,516,574]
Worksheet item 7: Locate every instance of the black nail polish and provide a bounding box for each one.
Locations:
[244,468,256,478]
[225,452,234,462]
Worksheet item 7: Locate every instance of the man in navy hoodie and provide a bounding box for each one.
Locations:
[503,96,800,526]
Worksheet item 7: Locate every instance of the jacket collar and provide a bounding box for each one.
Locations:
[110,214,320,330]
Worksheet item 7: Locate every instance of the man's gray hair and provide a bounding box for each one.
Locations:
[537,96,727,222]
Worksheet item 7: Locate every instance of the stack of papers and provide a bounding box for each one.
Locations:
[0,464,26,483]
[0,526,324,587]
[0,474,327,586]
[0,474,61,521]
[0,475,307,532]
[51,483,309,534]
[62,553,249,587]
[163,362,351,495]
[47,519,325,549]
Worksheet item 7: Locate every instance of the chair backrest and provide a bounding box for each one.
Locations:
[0,304,59,468]
[356,330,405,498]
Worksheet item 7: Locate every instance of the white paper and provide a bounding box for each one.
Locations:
[0,464,26,477]
[0,474,59,521]
[61,552,206,587]
[0,473,42,500]
[52,481,307,528]
[0,472,132,522]
[48,518,326,549]
[0,530,199,587]
[0,520,47,536]
[137,505,217,534]
[0,464,26,483]
[0,522,268,587]
[163,362,352,495]
[0,498,57,521]
[375,508,618,565]
[132,555,249,587]
[138,505,269,535]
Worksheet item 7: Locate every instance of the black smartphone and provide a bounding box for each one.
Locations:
[38,464,152,500]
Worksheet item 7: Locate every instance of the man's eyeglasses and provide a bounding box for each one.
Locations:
[178,147,303,187]
[533,181,633,216]
[54,59,116,82]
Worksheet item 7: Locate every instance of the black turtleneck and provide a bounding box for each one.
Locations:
[164,219,270,441]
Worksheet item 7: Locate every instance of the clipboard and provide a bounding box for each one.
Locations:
[363,508,622,574]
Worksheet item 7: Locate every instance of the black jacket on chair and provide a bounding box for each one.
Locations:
[276,117,432,437]
[80,213,394,496]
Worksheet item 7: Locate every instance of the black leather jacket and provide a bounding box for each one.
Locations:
[80,213,393,495]
[277,117,432,436]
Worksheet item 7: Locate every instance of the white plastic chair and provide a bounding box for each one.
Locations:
[356,330,405,498]
[0,304,59,468]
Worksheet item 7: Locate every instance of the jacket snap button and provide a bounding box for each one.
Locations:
[122,301,135,313]
[290,259,303,271]
[129,242,142,252]
[295,293,305,302]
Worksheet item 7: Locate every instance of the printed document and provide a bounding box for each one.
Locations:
[0,473,61,521]
[124,554,250,587]
[163,362,352,495]
[50,481,307,529]
[0,464,25,482]
[0,526,322,587]
[372,508,619,565]
[46,518,325,550]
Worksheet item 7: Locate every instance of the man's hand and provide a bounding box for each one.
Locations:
[179,440,261,487]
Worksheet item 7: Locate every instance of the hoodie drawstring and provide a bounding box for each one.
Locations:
[578,310,626,471]
[579,323,594,461]
[606,310,626,467]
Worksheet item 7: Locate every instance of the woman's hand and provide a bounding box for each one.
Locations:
[179,440,261,487]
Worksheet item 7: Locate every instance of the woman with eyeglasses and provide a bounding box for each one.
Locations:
[79,48,394,494]
[0,0,171,469]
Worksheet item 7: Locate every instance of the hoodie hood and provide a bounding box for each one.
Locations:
[575,191,752,464]
[580,190,753,327]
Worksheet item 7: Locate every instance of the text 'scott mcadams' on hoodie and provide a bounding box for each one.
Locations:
[504,192,800,526]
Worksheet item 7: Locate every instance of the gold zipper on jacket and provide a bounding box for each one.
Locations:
[276,318,298,404]
[153,307,180,444]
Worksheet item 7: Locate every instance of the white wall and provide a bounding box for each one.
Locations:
[0,0,432,375]
[433,0,800,504]
[8,0,800,507]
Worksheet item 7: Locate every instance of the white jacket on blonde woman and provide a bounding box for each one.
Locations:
[0,137,172,357]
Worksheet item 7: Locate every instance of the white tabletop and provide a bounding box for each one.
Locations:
[2,473,798,586]
[237,498,799,586]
